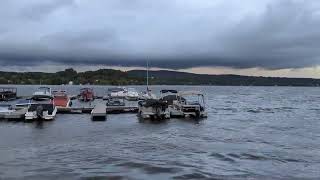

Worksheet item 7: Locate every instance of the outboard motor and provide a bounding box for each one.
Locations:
[36,105,44,119]
[195,110,201,118]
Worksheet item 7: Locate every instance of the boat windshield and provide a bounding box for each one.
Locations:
[128,88,137,92]
[38,87,50,93]
[179,94,205,106]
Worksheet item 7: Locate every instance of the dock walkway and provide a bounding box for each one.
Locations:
[91,103,106,121]
[57,106,138,114]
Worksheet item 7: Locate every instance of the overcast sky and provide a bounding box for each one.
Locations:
[0,0,320,77]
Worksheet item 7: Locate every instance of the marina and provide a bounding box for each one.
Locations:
[0,86,206,122]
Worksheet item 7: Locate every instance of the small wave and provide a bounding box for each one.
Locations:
[173,173,209,180]
[115,161,181,174]
[214,107,238,112]
[80,175,125,180]
[309,108,320,111]
[226,153,306,163]
[210,152,236,163]
[247,108,274,113]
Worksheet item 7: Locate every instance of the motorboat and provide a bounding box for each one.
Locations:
[159,89,181,117]
[108,87,127,98]
[15,99,35,109]
[125,88,139,101]
[0,87,17,101]
[138,90,157,100]
[0,104,14,113]
[138,99,170,120]
[106,97,125,106]
[0,104,27,121]
[32,87,53,101]
[171,91,207,118]
[79,88,94,102]
[25,102,57,121]
[53,90,72,108]
[159,90,179,104]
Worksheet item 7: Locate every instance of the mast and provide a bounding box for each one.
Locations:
[146,60,149,91]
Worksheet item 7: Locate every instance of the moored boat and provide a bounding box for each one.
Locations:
[106,97,125,106]
[32,87,53,101]
[125,88,139,101]
[138,90,157,100]
[0,104,27,121]
[138,99,170,120]
[25,102,57,121]
[0,104,14,113]
[159,89,183,117]
[79,88,94,102]
[15,99,35,110]
[171,91,207,118]
[108,87,127,98]
[53,90,72,108]
[0,87,17,101]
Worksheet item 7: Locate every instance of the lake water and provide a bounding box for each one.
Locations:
[0,85,319,179]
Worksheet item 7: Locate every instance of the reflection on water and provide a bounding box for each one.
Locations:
[0,85,320,179]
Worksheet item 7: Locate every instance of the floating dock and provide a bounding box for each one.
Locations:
[57,106,138,114]
[91,103,107,121]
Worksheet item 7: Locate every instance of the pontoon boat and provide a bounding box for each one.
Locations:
[171,91,207,118]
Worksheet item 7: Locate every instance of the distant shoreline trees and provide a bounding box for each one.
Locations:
[0,68,319,86]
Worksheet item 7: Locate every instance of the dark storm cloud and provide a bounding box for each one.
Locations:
[0,0,320,69]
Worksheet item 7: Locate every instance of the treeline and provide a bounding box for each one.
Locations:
[0,69,144,85]
[0,68,319,86]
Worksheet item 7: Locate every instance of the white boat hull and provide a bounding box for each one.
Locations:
[138,106,170,120]
[25,107,57,121]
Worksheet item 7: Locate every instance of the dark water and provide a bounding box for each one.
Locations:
[0,85,320,179]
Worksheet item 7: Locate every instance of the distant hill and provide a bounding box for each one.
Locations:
[128,70,320,86]
[0,68,319,86]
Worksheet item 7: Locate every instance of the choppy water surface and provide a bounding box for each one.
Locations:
[0,85,320,179]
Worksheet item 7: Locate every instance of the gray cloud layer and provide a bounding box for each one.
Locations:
[0,0,320,69]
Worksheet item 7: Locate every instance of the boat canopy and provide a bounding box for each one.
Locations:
[178,91,204,96]
[0,87,17,92]
[138,99,167,108]
[160,95,185,105]
[160,90,178,94]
